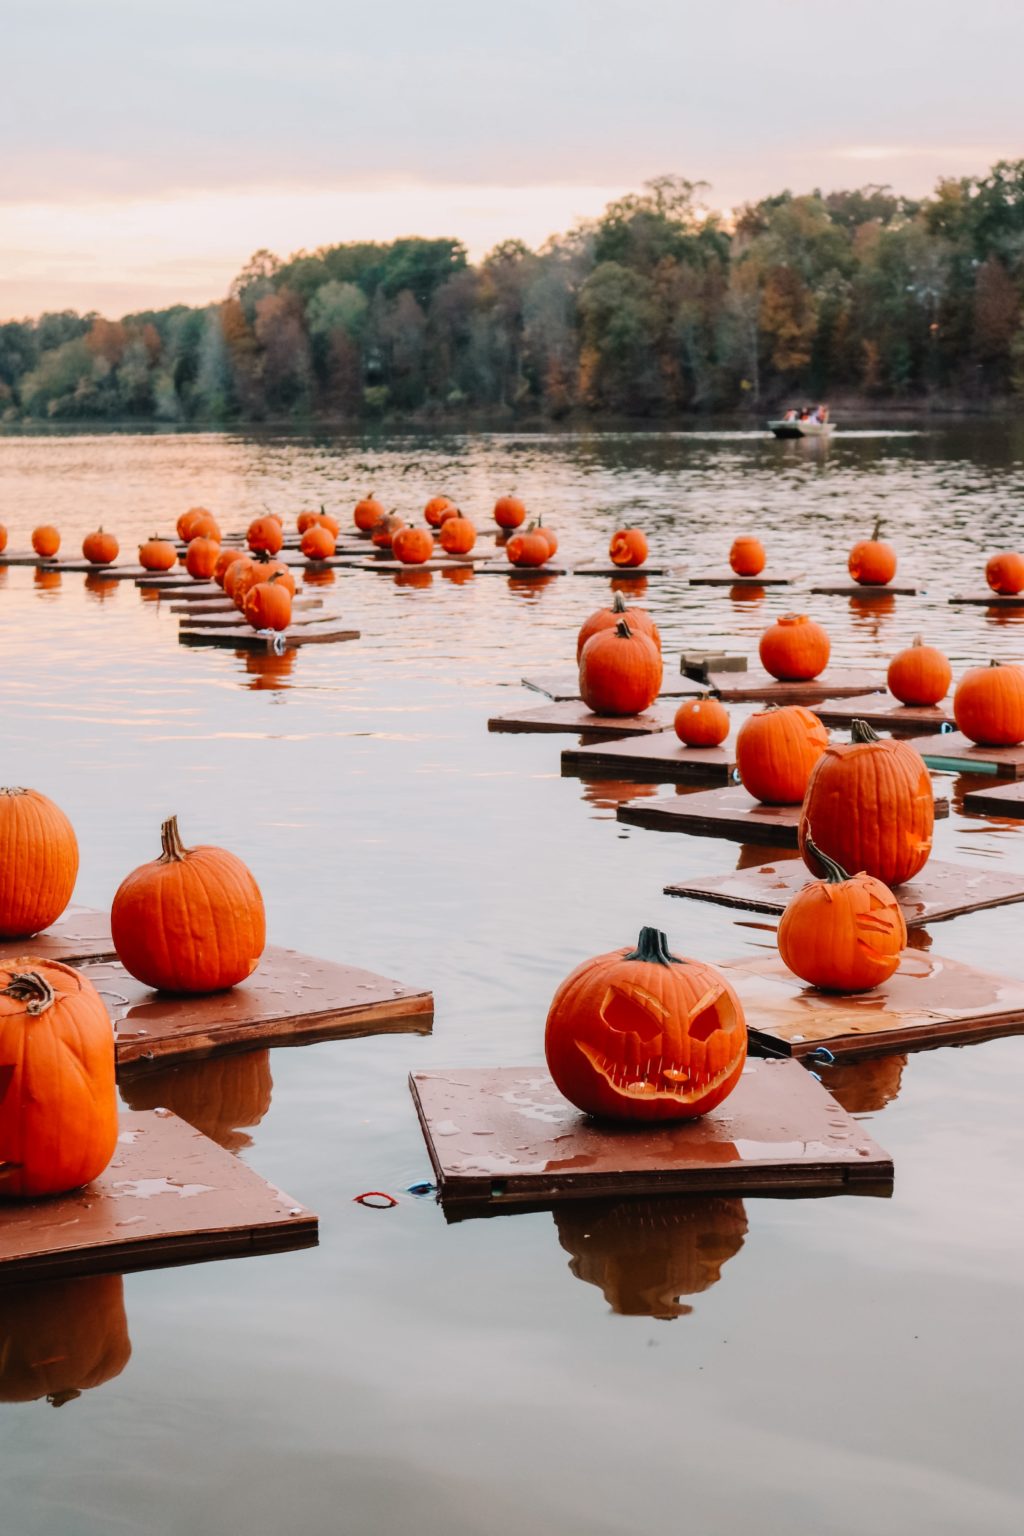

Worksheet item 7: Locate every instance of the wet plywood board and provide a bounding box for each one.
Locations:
[948,592,1024,607]
[809,581,922,596]
[563,734,738,786]
[812,694,953,733]
[488,701,676,738]
[665,857,1024,927]
[176,604,329,631]
[0,1110,317,1282]
[82,946,433,1075]
[719,950,1024,1059]
[963,781,1024,818]
[572,563,683,578]
[907,732,1024,778]
[409,1059,891,1205]
[0,904,116,966]
[521,672,702,702]
[179,621,360,650]
[137,576,219,597]
[707,668,885,704]
[355,557,482,573]
[40,561,150,577]
[619,783,948,842]
[473,562,570,578]
[688,571,795,587]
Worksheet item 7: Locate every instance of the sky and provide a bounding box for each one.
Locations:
[2,0,1022,319]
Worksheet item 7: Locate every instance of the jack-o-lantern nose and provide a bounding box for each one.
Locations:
[598,983,667,1043]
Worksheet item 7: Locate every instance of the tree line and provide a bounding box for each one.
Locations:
[3,162,1024,424]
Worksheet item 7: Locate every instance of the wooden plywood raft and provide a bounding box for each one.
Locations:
[707,668,884,704]
[179,620,360,650]
[488,701,676,738]
[409,1059,892,1206]
[665,856,1024,927]
[83,945,433,1076]
[176,604,329,631]
[355,557,480,573]
[0,1109,317,1282]
[572,563,684,578]
[948,591,1024,607]
[812,694,954,733]
[719,949,1024,1060]
[563,734,738,787]
[473,562,570,578]
[809,580,922,596]
[521,672,702,702]
[964,781,1024,818]
[907,732,1024,779]
[136,575,218,596]
[0,904,116,966]
[39,560,148,576]
[687,570,796,587]
[620,783,948,842]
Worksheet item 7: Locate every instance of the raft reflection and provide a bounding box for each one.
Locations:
[0,1273,131,1406]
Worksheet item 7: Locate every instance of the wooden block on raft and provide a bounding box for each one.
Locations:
[571,563,684,578]
[409,1059,891,1206]
[0,905,117,966]
[488,702,676,738]
[680,651,748,676]
[563,734,738,786]
[83,946,433,1076]
[521,673,703,702]
[174,604,328,631]
[963,781,1024,818]
[809,581,923,596]
[812,694,954,734]
[948,592,1024,607]
[707,669,885,704]
[907,732,1024,778]
[687,571,796,586]
[0,1110,317,1282]
[178,621,360,650]
[617,783,949,842]
[664,857,1024,927]
[719,949,1024,1060]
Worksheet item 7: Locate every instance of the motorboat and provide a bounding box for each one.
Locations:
[768,417,835,439]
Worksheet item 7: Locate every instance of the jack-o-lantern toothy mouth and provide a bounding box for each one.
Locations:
[575,1042,741,1103]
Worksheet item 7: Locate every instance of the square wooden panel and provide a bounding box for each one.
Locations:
[948,592,1024,607]
[473,562,570,577]
[809,581,922,596]
[0,1109,317,1282]
[687,571,796,586]
[0,905,117,966]
[707,669,885,704]
[964,781,1024,818]
[572,563,684,578]
[812,694,953,733]
[179,622,360,650]
[619,783,949,842]
[409,1059,892,1206]
[907,732,1024,778]
[522,673,702,702]
[563,735,737,787]
[488,702,676,738]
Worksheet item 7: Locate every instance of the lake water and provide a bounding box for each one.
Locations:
[2,422,1024,1536]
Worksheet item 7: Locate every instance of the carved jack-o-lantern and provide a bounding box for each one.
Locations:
[544,927,747,1122]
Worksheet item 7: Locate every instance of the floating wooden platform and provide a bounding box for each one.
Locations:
[409,1059,891,1206]
[907,732,1024,778]
[812,694,954,733]
[562,734,737,786]
[0,1109,317,1282]
[665,857,1024,927]
[619,783,949,842]
[136,575,219,595]
[948,592,1024,607]
[176,604,328,631]
[809,581,922,596]
[474,562,570,578]
[39,560,146,576]
[720,949,1024,1060]
[707,668,885,704]
[572,563,683,578]
[179,620,360,650]
[963,781,1024,818]
[0,904,117,966]
[521,672,702,702]
[488,701,675,738]
[688,571,795,587]
[82,946,433,1075]
[0,552,68,567]
[355,557,477,573]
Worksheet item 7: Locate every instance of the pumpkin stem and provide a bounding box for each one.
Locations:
[160,815,188,862]
[2,970,56,1015]
[804,834,851,884]
[611,591,628,614]
[912,635,923,648]
[989,659,1001,668]
[851,719,880,744]
[871,516,883,541]
[625,927,681,966]
[615,618,633,639]
[48,1389,82,1408]
[0,787,28,797]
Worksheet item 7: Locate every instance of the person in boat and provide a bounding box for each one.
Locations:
[798,406,810,420]
[783,409,797,421]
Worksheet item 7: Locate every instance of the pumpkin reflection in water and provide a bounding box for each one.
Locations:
[554,1196,748,1319]
[821,1054,907,1115]
[392,569,433,590]
[576,777,661,817]
[120,1050,272,1154]
[240,649,297,692]
[84,573,119,603]
[33,569,62,593]
[0,1273,131,1406]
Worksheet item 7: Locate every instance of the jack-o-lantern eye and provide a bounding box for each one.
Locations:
[598,983,666,1042]
[688,993,735,1042]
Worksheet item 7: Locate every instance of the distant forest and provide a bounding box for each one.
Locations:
[4,162,1024,424]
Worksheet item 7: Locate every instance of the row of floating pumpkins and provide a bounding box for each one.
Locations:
[728,519,898,584]
[0,790,266,1200]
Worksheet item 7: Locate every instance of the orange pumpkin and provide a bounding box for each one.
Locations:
[31,525,60,558]
[214,546,247,587]
[0,1274,131,1405]
[579,619,663,716]
[729,536,765,576]
[354,494,386,532]
[759,613,830,681]
[185,512,221,543]
[297,509,320,534]
[0,960,117,1198]
[111,815,266,993]
[576,590,661,661]
[506,530,550,567]
[300,524,336,561]
[674,694,730,747]
[392,526,434,565]
[0,787,79,938]
[535,517,559,557]
[139,536,178,572]
[778,837,907,993]
[545,926,747,1122]
[234,558,295,607]
[177,507,213,541]
[424,496,455,527]
[848,518,897,585]
[953,661,1024,746]
[185,536,221,580]
[494,495,526,529]
[81,528,119,565]
[798,720,934,887]
[247,515,283,555]
[887,637,951,706]
[372,513,405,550]
[735,705,829,804]
[439,511,476,554]
[985,552,1024,595]
[609,527,648,567]
[223,554,256,603]
[244,574,293,632]
[0,525,7,553]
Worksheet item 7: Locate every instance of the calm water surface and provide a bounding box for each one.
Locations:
[2,424,1024,1535]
